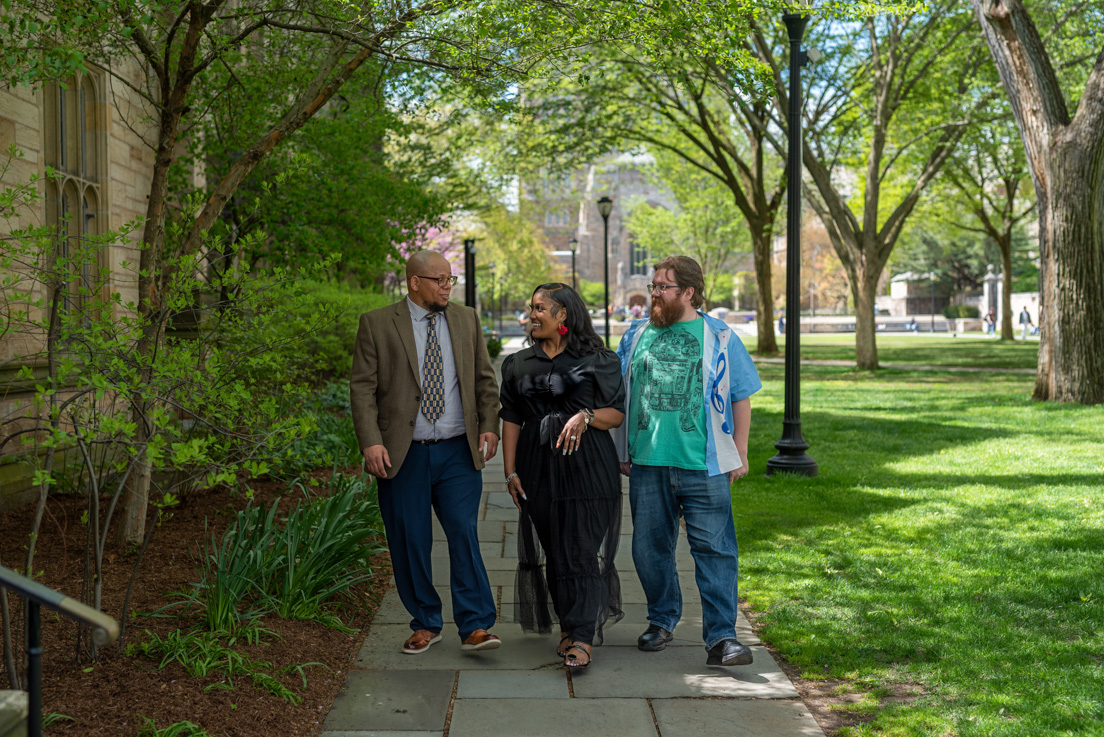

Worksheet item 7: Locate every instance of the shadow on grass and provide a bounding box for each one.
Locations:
[752,405,1014,465]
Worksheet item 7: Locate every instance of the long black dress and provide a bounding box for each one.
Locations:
[499,342,625,645]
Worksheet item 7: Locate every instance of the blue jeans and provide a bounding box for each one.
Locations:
[629,464,740,649]
[378,437,496,641]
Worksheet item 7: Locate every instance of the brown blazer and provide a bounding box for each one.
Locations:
[350,299,500,479]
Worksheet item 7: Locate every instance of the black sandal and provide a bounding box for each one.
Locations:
[564,643,591,669]
[557,633,571,657]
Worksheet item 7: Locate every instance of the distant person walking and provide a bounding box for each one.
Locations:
[984,310,996,335]
[1019,306,1034,340]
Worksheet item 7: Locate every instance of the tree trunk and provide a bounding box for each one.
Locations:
[853,271,879,370]
[972,0,1104,404]
[752,227,779,354]
[1036,143,1104,403]
[999,234,1014,340]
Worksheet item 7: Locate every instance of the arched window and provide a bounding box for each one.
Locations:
[43,71,104,323]
[629,237,649,277]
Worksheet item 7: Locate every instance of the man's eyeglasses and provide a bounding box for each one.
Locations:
[647,283,680,294]
[416,274,458,287]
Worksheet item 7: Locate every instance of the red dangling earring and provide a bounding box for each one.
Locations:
[557,324,569,336]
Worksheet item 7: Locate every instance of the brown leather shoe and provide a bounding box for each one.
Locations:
[402,629,442,655]
[460,629,501,652]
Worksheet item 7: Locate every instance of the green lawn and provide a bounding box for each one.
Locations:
[737,359,1103,736]
[742,335,1039,371]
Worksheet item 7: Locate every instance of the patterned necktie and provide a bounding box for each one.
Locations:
[421,313,445,422]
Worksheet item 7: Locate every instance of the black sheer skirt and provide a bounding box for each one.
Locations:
[514,411,623,645]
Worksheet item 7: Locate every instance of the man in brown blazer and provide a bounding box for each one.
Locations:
[351,250,502,655]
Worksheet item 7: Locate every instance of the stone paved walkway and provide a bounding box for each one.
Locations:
[319,450,823,737]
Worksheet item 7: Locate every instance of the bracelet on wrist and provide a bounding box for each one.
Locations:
[505,472,518,484]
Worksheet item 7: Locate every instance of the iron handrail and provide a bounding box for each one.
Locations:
[1,564,120,737]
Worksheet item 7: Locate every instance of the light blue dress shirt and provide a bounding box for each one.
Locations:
[407,297,465,441]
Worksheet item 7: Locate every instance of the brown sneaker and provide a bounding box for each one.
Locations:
[460,629,501,652]
[402,629,442,655]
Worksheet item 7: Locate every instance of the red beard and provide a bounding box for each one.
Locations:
[650,297,684,328]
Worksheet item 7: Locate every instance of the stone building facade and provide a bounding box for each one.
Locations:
[523,152,674,310]
[0,61,159,508]
[523,152,756,314]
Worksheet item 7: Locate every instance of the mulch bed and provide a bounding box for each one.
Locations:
[0,472,390,737]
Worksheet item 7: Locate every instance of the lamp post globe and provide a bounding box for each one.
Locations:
[766,2,818,477]
[597,197,613,346]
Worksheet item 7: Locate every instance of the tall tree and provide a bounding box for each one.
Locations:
[970,0,1104,404]
[753,2,990,368]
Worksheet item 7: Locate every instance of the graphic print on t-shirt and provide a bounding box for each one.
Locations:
[636,329,703,432]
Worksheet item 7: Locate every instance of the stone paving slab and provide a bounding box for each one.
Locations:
[355,624,562,670]
[652,698,823,737]
[433,519,515,542]
[448,698,658,737]
[323,670,454,732]
[569,644,798,699]
[455,670,570,699]
[484,491,515,510]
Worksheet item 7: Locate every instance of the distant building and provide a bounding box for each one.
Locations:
[522,151,752,310]
[877,272,950,317]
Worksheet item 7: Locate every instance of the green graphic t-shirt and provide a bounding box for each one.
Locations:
[627,318,708,470]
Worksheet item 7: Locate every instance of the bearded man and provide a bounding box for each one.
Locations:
[612,255,762,666]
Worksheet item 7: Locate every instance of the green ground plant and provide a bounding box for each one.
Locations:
[128,625,303,704]
[136,718,217,737]
[172,471,384,632]
[738,358,1103,736]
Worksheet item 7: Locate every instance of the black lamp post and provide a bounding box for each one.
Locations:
[489,262,496,329]
[463,238,477,308]
[597,197,613,346]
[929,272,936,333]
[568,236,578,291]
[766,5,818,478]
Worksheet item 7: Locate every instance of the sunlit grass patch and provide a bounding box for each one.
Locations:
[738,361,1104,736]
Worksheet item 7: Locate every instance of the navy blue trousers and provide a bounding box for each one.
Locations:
[377,437,496,641]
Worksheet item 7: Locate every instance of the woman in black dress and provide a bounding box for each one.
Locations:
[499,283,625,669]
